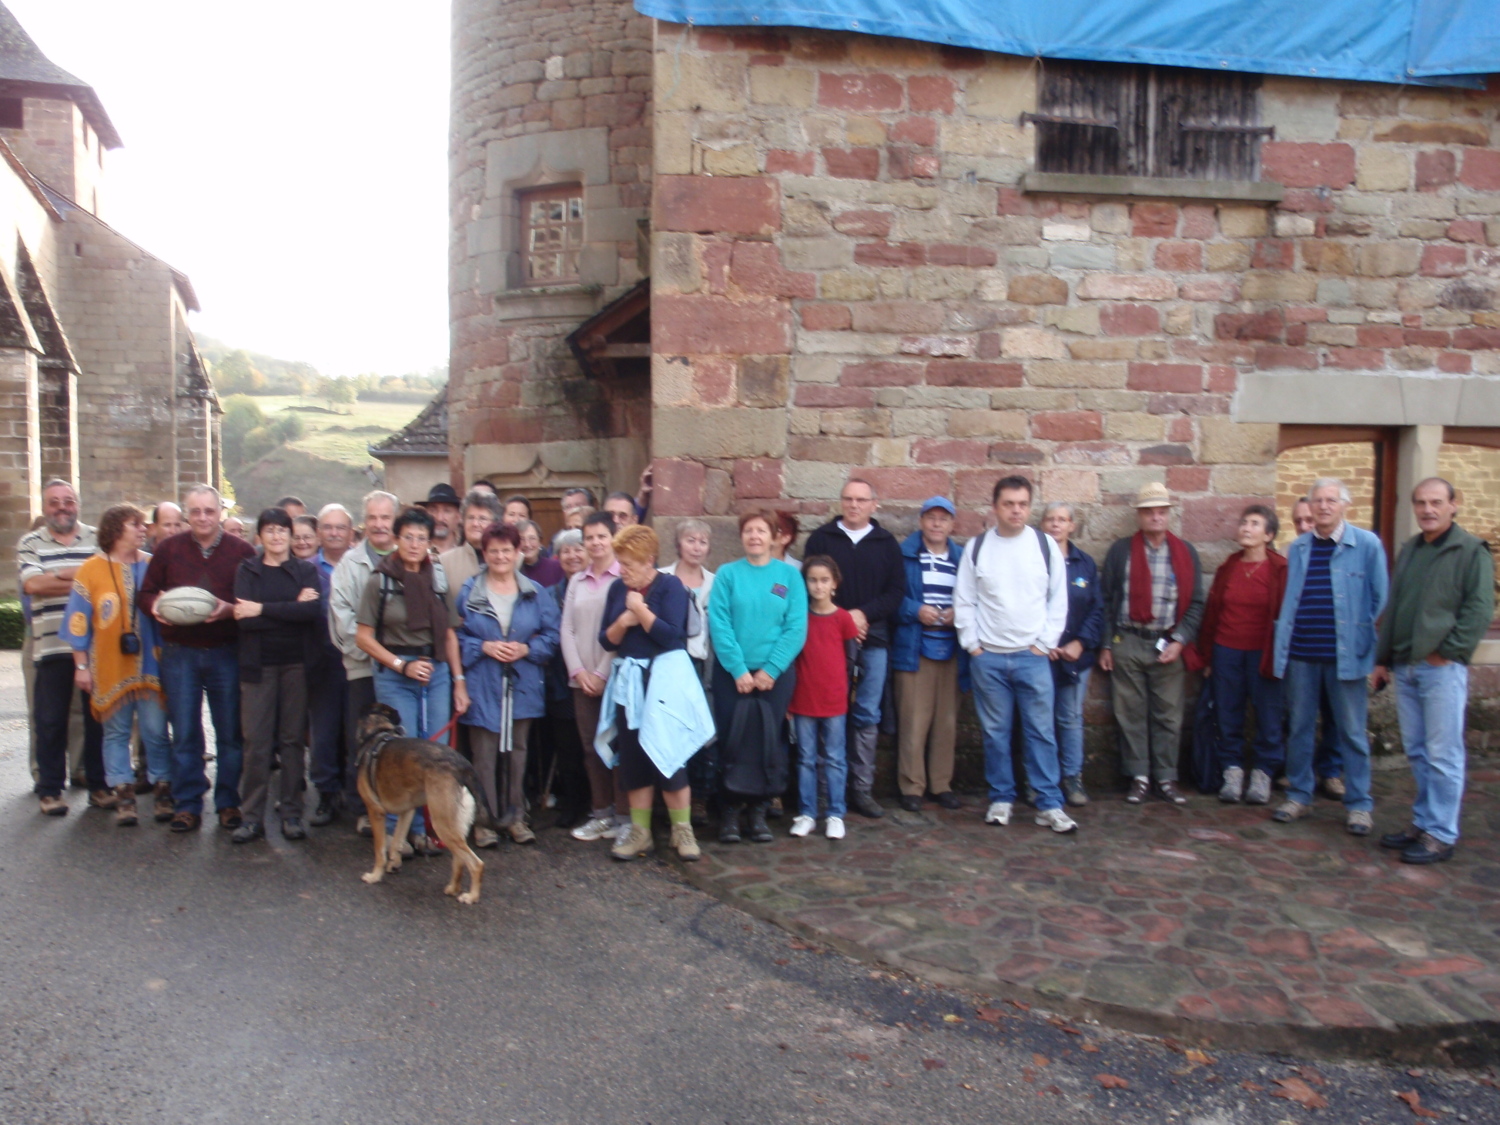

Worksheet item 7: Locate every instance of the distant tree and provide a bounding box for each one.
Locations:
[221,395,267,468]
[213,351,267,395]
[320,377,357,409]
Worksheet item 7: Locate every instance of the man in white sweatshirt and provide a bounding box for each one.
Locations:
[954,475,1076,833]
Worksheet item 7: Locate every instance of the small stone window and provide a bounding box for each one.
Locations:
[1028,61,1268,181]
[520,185,583,286]
[0,98,22,130]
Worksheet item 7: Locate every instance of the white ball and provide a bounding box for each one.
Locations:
[155,586,219,627]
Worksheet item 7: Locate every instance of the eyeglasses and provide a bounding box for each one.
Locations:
[398,533,430,546]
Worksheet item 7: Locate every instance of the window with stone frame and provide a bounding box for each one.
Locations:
[520,185,584,286]
[1028,60,1268,181]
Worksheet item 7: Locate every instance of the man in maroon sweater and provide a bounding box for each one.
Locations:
[140,484,255,832]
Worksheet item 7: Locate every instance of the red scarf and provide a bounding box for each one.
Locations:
[1128,531,1195,627]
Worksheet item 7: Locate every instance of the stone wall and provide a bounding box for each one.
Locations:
[647,24,1500,577]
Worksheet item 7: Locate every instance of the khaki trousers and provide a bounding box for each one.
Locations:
[1110,630,1185,782]
[895,656,959,797]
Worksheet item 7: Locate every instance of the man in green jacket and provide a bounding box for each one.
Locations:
[1372,477,1495,865]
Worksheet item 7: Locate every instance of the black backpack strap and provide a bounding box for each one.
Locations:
[1034,525,1052,580]
[375,571,392,649]
[969,530,984,566]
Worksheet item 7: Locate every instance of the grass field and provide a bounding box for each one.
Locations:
[248,395,427,466]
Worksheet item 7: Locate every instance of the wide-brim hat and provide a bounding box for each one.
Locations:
[1134,482,1174,508]
[417,482,462,507]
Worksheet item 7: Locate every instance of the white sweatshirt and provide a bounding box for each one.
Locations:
[953,527,1068,654]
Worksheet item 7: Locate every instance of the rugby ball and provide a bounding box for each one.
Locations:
[156,586,218,627]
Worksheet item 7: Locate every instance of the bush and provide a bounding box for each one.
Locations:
[0,599,24,649]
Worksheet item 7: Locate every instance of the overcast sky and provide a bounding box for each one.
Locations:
[12,0,450,377]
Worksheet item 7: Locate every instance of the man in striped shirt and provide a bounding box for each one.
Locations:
[1272,478,1389,835]
[19,480,104,815]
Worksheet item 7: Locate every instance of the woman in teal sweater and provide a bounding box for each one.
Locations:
[708,508,808,843]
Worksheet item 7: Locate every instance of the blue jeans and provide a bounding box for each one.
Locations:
[1284,660,1372,812]
[1394,661,1469,845]
[1313,690,1342,779]
[970,650,1064,811]
[1052,667,1091,779]
[102,695,170,790]
[793,714,848,820]
[373,663,451,835]
[1212,645,1284,775]
[160,643,243,816]
[851,644,887,728]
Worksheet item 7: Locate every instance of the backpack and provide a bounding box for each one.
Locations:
[969,525,1053,579]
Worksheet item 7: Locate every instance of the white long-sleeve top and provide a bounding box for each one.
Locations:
[954,526,1069,654]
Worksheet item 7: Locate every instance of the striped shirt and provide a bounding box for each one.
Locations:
[1116,539,1178,631]
[17,523,98,663]
[1290,536,1339,663]
[918,548,958,661]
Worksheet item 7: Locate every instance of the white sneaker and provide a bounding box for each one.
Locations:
[985,801,1012,826]
[824,816,845,840]
[789,815,816,837]
[570,816,614,841]
[1035,807,1078,834]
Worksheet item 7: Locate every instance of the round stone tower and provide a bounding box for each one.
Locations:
[449,0,655,515]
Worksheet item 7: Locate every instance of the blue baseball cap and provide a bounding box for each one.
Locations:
[919,496,956,516]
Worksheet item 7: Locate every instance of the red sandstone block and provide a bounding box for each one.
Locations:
[926,360,1023,387]
[794,384,875,407]
[1286,306,1328,323]
[1357,324,1404,348]
[1255,345,1318,370]
[1167,417,1195,443]
[697,30,790,52]
[733,458,784,499]
[1448,220,1486,244]
[1138,444,1194,466]
[656,176,780,235]
[889,117,938,146]
[833,210,894,237]
[1252,240,1294,270]
[840,360,924,386]
[1322,348,1384,369]
[800,303,851,331]
[1184,496,1257,539]
[907,76,956,113]
[818,72,903,112]
[1167,466,1210,492]
[1261,142,1357,189]
[1460,149,1500,190]
[976,333,1001,359]
[986,443,1045,466]
[1032,411,1103,441]
[1155,241,1203,271]
[654,294,793,354]
[703,241,731,294]
[926,243,997,267]
[1453,327,1500,349]
[730,242,816,298]
[1180,205,1216,240]
[652,458,707,516]
[823,147,880,179]
[1285,323,1308,346]
[1279,189,1336,213]
[749,54,784,66]
[851,301,944,333]
[853,241,926,267]
[1127,363,1203,392]
[1101,304,1161,336]
[1132,202,1178,238]
[864,467,951,500]
[1421,245,1468,276]
[1416,150,1457,191]
[766,149,814,175]
[888,148,941,179]
[912,438,989,464]
[1216,310,1285,341]
[1207,366,1237,393]
[1404,328,1450,347]
[1181,278,1239,301]
[1438,351,1472,373]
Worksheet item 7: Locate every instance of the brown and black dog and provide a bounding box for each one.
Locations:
[354,703,498,904]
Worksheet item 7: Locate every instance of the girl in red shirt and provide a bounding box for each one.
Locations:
[789,557,859,839]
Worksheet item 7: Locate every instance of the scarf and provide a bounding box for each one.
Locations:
[69,555,160,720]
[1128,530,1196,627]
[374,551,449,637]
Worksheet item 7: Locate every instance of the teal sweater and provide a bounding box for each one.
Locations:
[709,557,808,680]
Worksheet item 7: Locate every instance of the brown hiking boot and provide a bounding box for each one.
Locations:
[114,784,138,827]
[88,788,118,810]
[38,795,68,817]
[508,819,536,845]
[153,781,174,822]
[218,807,243,830]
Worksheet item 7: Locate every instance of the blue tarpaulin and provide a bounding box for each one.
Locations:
[635,0,1496,85]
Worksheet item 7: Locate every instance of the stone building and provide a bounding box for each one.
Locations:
[450,4,1500,735]
[0,5,217,593]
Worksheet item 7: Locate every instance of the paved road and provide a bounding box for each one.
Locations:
[0,655,1493,1124]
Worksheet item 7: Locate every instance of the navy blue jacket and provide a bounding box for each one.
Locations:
[892,532,971,692]
[457,572,560,729]
[1054,541,1104,685]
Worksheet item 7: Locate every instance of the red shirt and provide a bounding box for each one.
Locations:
[790,607,859,718]
[1215,560,1275,651]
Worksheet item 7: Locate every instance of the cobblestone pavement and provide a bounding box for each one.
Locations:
[680,768,1500,1063]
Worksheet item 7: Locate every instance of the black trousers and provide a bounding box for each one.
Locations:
[342,675,377,807]
[33,656,104,797]
[308,654,352,801]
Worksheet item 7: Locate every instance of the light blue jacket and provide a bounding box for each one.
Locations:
[595,648,715,779]
[1273,524,1389,680]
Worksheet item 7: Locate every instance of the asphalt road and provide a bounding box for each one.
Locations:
[0,654,1494,1124]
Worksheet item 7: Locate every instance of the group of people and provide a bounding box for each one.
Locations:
[20,464,1494,868]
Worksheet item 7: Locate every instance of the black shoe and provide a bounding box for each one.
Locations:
[1380,826,1422,850]
[747,805,773,843]
[1401,833,1455,865]
[898,795,922,813]
[309,795,338,827]
[719,806,743,844]
[230,821,265,844]
[933,791,962,810]
[281,818,307,841]
[850,791,885,819]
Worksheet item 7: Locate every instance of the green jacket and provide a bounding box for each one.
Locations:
[1376,523,1494,666]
